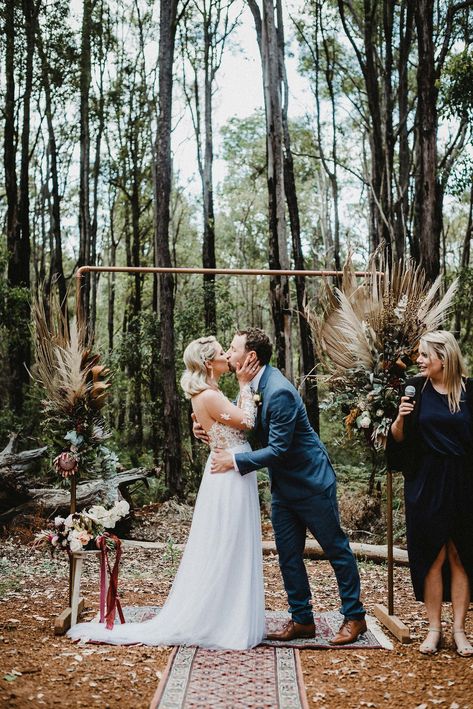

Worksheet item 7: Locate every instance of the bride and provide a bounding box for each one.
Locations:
[68,335,265,649]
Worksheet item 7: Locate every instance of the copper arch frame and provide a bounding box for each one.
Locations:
[72,264,407,641]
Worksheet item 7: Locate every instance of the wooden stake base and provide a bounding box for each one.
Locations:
[373,603,411,644]
[54,597,85,635]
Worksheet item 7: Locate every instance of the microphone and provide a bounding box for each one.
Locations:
[404,385,416,399]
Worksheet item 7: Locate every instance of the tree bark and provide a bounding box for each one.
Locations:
[78,0,93,325]
[202,7,217,333]
[413,0,441,280]
[154,0,183,496]
[278,0,319,430]
[4,0,36,412]
[395,0,414,261]
[36,25,67,310]
[249,0,291,377]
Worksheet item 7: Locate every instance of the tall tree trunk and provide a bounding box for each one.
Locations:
[202,22,217,334]
[4,0,36,412]
[107,193,117,355]
[154,0,183,497]
[249,0,291,378]
[413,0,441,280]
[90,0,107,335]
[4,0,19,286]
[78,0,93,326]
[338,0,394,255]
[395,0,414,261]
[36,26,67,310]
[278,0,319,430]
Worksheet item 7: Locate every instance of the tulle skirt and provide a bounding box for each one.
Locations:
[67,442,265,650]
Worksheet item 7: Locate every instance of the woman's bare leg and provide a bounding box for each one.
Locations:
[448,540,473,656]
[420,545,446,653]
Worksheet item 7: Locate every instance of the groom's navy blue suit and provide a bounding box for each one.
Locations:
[235,365,365,624]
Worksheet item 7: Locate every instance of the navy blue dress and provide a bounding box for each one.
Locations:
[404,380,473,601]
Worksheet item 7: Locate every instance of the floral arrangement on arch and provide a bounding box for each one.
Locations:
[32,297,117,484]
[34,500,130,554]
[307,252,457,450]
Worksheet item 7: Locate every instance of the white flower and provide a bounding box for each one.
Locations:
[360,414,371,429]
[68,530,83,553]
[114,500,130,517]
[54,516,65,527]
[86,505,109,524]
[63,514,74,529]
[375,409,384,418]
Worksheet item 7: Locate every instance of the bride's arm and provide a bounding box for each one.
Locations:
[198,387,256,431]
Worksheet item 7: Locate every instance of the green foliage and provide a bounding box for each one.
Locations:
[440,50,473,121]
[454,267,473,364]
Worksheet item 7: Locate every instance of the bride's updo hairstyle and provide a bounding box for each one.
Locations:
[180,336,218,398]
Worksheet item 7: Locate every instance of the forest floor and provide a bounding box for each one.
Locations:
[1,504,472,709]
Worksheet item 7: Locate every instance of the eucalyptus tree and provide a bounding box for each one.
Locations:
[35,0,77,310]
[296,0,473,281]
[2,0,40,412]
[179,0,239,334]
[105,0,157,454]
[247,0,291,379]
[154,0,191,496]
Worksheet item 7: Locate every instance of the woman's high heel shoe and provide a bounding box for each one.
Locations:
[452,629,473,657]
[419,628,442,655]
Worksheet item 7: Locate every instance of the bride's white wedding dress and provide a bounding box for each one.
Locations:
[67,410,265,649]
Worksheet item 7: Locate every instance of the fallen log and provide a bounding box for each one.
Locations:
[123,538,410,566]
[0,435,159,522]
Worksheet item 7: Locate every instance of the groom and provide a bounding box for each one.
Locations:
[208,327,367,644]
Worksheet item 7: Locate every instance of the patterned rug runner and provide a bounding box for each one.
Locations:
[121,607,392,650]
[149,645,308,709]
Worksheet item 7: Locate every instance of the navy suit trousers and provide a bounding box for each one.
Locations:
[271,482,365,624]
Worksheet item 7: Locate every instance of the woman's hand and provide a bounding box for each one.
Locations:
[391,395,415,442]
[236,353,260,387]
[396,395,415,420]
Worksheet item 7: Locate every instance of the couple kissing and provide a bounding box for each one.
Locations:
[68,327,366,649]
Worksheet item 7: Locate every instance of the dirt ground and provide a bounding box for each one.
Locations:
[1,510,472,709]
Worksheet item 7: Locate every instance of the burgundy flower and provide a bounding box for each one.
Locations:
[53,451,79,478]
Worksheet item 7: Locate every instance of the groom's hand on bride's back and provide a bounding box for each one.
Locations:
[192,413,210,445]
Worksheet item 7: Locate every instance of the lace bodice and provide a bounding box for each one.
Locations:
[208,421,248,450]
[207,385,256,451]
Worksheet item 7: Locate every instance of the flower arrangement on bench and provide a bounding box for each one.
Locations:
[34,500,130,554]
[34,501,130,628]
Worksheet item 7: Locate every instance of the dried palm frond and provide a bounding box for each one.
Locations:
[308,252,457,376]
[32,296,110,417]
[306,251,457,449]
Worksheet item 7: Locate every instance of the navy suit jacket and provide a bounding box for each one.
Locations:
[235,365,336,501]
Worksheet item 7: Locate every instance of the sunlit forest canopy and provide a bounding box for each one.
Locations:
[1,0,472,498]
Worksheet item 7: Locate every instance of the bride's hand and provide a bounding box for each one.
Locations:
[236,353,260,387]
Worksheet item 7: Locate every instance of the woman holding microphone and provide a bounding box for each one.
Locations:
[387,331,473,656]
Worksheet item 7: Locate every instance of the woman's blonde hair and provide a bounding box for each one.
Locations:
[180,336,219,398]
[420,330,468,412]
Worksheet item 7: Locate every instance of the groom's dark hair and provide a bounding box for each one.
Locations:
[237,328,273,365]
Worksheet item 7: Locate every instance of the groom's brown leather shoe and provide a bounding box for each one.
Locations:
[266,620,315,641]
[329,618,367,645]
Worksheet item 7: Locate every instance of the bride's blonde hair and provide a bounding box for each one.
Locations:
[180,336,218,398]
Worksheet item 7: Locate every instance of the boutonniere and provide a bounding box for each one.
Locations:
[253,392,263,407]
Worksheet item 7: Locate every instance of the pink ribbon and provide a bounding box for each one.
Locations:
[97,534,125,629]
